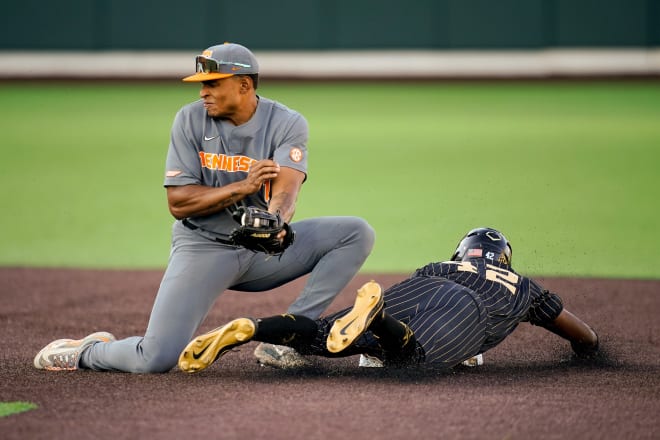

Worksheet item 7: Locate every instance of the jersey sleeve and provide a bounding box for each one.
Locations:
[164,106,203,187]
[272,113,308,177]
[526,280,564,325]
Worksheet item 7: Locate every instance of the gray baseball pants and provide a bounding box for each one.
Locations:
[80,216,375,373]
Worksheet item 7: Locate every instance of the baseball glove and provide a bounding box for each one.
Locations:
[230,206,294,255]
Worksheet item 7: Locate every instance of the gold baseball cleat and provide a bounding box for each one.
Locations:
[327,281,384,353]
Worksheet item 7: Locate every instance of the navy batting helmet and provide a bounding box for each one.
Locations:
[451,227,512,265]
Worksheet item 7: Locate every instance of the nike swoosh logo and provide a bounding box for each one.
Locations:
[339,317,358,336]
[204,135,219,141]
[192,345,210,360]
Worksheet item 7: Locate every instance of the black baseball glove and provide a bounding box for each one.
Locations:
[230,206,294,256]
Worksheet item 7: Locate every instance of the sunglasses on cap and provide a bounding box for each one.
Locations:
[195,56,252,74]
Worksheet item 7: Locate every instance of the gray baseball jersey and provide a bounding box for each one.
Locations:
[164,96,308,236]
[80,94,375,373]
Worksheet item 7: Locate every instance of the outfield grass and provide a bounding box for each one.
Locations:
[0,81,658,278]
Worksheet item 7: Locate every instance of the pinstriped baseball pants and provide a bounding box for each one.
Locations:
[383,276,487,367]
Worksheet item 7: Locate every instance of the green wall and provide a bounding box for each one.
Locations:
[2,0,658,50]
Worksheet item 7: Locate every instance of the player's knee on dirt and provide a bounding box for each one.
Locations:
[131,339,184,373]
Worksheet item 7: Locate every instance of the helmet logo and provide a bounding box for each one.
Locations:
[485,251,495,260]
[485,231,502,241]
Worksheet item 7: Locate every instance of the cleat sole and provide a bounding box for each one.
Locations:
[178,318,255,374]
[327,281,384,353]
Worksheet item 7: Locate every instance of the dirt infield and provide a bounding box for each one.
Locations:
[1,267,658,440]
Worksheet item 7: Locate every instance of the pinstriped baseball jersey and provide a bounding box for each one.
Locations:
[164,96,308,237]
[380,259,563,365]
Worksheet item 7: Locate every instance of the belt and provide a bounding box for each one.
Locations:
[182,219,236,245]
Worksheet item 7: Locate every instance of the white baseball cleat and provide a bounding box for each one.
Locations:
[254,343,310,369]
[460,354,484,367]
[34,332,116,371]
[358,354,384,368]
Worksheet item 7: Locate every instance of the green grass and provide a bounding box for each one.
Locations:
[0,401,38,417]
[1,81,659,278]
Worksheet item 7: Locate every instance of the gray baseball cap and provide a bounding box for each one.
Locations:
[182,42,259,82]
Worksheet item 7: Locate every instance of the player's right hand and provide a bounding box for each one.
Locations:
[243,159,280,194]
